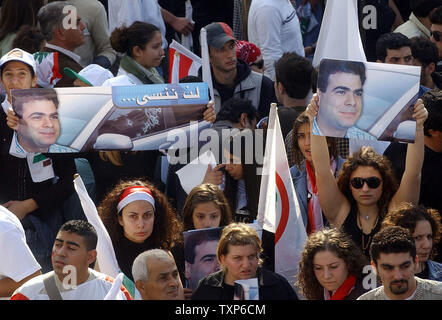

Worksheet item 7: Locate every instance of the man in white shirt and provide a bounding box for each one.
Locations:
[248,0,305,81]
[11,220,132,300]
[0,206,41,299]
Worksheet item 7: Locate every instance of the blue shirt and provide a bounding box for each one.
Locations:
[312,117,377,141]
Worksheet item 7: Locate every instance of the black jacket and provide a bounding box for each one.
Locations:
[191,267,298,300]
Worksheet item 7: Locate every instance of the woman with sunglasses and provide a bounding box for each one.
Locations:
[306,94,428,257]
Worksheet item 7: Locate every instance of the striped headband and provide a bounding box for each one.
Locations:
[117,186,155,213]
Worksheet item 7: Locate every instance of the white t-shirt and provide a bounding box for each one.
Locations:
[248,0,305,80]
[0,206,41,283]
[11,269,132,300]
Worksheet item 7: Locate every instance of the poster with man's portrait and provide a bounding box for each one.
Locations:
[313,58,420,143]
[10,82,209,153]
[183,227,223,290]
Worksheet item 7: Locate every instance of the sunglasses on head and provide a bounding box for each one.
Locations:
[350,177,382,189]
[250,59,264,69]
[431,31,441,42]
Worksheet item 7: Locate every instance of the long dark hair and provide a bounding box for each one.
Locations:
[0,0,42,42]
[337,146,398,217]
[98,179,183,250]
[223,129,264,221]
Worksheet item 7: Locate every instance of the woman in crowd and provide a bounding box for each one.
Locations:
[222,129,264,223]
[382,203,442,281]
[307,94,428,257]
[98,179,183,284]
[182,183,233,231]
[297,228,370,300]
[110,21,165,84]
[191,223,298,300]
[290,112,345,234]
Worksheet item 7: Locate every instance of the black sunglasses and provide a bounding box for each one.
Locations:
[350,177,382,189]
[250,59,264,69]
[431,31,441,42]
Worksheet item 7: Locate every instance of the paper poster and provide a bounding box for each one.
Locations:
[10,82,209,153]
[183,227,223,290]
[313,58,420,143]
[234,278,259,300]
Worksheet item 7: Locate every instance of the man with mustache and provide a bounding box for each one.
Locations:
[312,59,376,140]
[358,226,442,300]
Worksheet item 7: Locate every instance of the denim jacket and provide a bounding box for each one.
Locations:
[290,157,345,228]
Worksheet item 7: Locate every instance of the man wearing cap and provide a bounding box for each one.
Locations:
[37,1,86,88]
[204,22,276,120]
[0,48,76,273]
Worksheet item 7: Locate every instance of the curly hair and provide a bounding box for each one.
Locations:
[297,228,368,300]
[337,146,398,217]
[182,183,233,231]
[291,112,338,169]
[98,179,183,250]
[382,203,442,259]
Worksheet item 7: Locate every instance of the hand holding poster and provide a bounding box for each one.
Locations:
[10,83,209,153]
[312,58,420,143]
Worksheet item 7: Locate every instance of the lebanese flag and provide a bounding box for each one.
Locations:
[169,39,202,83]
[257,104,307,288]
[33,51,62,88]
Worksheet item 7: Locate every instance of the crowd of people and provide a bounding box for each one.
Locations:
[1,0,442,302]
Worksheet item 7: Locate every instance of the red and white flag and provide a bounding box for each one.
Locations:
[33,51,62,88]
[169,40,202,84]
[257,104,307,288]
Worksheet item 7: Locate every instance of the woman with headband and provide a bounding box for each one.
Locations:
[98,179,183,284]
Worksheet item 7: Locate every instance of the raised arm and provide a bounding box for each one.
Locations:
[389,99,428,211]
[307,95,350,227]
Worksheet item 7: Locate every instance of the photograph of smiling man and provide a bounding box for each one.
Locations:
[313,59,375,140]
[11,88,72,153]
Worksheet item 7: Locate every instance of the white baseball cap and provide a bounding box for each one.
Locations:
[64,64,114,86]
[0,48,37,74]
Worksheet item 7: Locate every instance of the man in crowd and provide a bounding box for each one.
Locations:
[11,220,132,300]
[410,36,440,89]
[358,226,442,300]
[0,205,41,298]
[184,228,221,290]
[394,0,442,39]
[204,22,276,119]
[376,32,414,65]
[0,48,76,272]
[430,5,442,71]
[132,249,184,300]
[384,89,442,262]
[312,59,376,140]
[38,1,86,87]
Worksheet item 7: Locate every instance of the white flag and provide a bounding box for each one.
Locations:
[312,0,366,67]
[104,272,125,300]
[73,175,119,277]
[257,104,307,287]
[200,27,216,111]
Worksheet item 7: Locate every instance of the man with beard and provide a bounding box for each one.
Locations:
[358,226,442,300]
